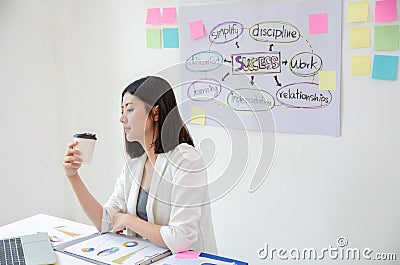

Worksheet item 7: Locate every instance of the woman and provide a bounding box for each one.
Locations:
[63,76,217,254]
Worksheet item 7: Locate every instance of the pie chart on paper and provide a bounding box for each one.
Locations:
[122,241,139,247]
[81,247,95,253]
[97,247,119,256]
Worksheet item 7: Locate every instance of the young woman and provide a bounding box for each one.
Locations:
[63,76,217,254]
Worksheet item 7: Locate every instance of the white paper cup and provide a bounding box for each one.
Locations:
[73,133,97,164]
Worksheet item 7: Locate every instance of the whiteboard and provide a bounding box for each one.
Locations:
[179,0,342,136]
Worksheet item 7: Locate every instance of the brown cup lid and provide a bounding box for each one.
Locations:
[73,133,97,140]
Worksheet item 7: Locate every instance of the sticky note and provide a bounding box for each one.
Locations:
[189,20,205,40]
[374,25,399,51]
[349,27,370,48]
[372,55,399,81]
[161,7,177,24]
[191,107,206,125]
[146,29,162,49]
[318,71,336,90]
[309,13,328,34]
[175,251,201,259]
[162,28,179,48]
[348,2,369,22]
[375,0,397,22]
[350,56,371,76]
[146,8,161,25]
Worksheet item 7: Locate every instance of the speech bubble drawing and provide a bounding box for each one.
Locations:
[187,78,222,102]
[276,82,332,109]
[249,21,300,43]
[227,88,275,112]
[208,21,244,44]
[185,51,224,72]
[289,52,323,77]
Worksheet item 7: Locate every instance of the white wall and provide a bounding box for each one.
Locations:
[0,0,71,224]
[0,0,399,264]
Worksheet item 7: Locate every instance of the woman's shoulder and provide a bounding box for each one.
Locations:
[169,143,200,157]
[166,143,203,168]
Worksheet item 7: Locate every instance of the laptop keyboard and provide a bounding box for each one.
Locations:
[0,238,26,265]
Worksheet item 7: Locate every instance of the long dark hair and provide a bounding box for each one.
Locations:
[122,76,194,158]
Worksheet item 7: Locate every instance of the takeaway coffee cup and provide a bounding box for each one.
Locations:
[73,133,97,164]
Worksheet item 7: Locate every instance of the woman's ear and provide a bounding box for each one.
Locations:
[152,106,159,122]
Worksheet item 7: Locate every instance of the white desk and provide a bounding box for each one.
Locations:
[0,214,165,265]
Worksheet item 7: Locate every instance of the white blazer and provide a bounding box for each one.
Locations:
[101,143,218,254]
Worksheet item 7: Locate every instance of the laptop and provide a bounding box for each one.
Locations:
[0,233,57,265]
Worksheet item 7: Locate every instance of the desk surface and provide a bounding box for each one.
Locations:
[0,214,165,265]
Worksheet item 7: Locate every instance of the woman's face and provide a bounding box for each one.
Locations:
[120,93,155,145]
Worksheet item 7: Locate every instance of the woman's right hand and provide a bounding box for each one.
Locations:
[63,142,83,177]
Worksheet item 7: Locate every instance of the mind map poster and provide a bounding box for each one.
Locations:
[179,0,342,136]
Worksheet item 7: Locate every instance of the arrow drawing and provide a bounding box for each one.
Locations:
[269,44,274,51]
[274,75,282,86]
[222,72,230,81]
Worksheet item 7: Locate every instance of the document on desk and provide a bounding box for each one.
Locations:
[160,256,236,265]
[62,233,171,265]
[26,214,99,247]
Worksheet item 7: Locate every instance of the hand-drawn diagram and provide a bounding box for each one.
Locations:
[179,0,342,136]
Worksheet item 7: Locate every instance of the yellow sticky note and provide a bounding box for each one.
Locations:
[191,107,206,125]
[350,27,370,48]
[350,56,371,76]
[318,71,336,90]
[348,2,369,22]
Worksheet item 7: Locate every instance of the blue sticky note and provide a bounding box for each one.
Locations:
[162,28,179,48]
[372,55,399,81]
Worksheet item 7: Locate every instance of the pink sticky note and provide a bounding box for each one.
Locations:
[146,8,161,25]
[161,7,177,24]
[309,13,328,34]
[375,0,397,22]
[189,20,205,40]
[175,251,201,259]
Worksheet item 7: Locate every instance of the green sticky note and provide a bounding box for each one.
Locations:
[146,29,162,49]
[350,56,370,76]
[191,107,206,125]
[318,71,336,90]
[348,2,369,23]
[350,27,370,48]
[374,25,399,51]
[372,55,399,81]
[162,28,179,48]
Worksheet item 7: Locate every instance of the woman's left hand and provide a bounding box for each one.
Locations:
[112,213,128,234]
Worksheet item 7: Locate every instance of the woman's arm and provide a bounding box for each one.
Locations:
[67,173,103,231]
[112,213,166,247]
[63,142,103,231]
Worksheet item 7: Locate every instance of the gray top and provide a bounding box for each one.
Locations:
[136,187,149,222]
